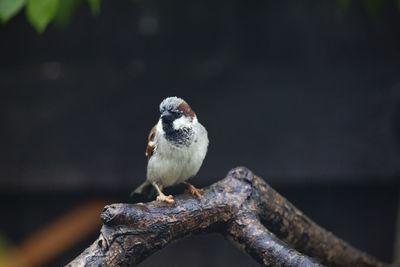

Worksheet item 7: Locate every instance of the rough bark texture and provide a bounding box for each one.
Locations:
[68,167,392,267]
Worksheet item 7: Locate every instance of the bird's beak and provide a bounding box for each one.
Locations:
[161,111,174,122]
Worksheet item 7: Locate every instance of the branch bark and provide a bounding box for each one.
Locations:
[68,167,392,267]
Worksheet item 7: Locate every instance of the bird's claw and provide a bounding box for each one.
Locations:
[184,183,203,199]
[156,194,175,203]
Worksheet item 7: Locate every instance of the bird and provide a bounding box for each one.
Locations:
[131,96,209,203]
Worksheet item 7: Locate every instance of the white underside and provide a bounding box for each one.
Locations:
[146,120,208,189]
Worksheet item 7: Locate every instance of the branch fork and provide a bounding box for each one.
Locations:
[68,167,391,267]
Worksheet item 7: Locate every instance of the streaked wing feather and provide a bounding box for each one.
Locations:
[145,125,157,160]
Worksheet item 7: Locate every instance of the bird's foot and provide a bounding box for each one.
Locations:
[184,182,203,199]
[156,194,174,203]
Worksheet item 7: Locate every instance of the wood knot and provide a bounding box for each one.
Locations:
[100,204,119,224]
[97,233,109,251]
[228,167,253,182]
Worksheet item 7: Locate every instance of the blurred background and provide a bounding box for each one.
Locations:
[1,0,400,266]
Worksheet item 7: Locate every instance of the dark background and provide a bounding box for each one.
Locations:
[1,0,400,266]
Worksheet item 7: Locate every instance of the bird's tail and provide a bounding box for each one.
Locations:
[129,180,151,197]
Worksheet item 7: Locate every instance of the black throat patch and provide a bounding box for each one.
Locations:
[162,120,194,147]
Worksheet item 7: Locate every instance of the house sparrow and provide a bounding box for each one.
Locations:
[131,96,209,203]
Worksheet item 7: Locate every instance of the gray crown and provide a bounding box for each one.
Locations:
[159,96,184,113]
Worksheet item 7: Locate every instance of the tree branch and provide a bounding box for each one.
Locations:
[226,213,323,266]
[68,167,392,267]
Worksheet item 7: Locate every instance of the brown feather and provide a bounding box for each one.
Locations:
[145,125,157,161]
[177,101,196,119]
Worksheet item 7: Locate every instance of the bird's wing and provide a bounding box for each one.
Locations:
[145,125,157,161]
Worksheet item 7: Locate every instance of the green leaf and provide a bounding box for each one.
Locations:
[0,0,26,23]
[88,0,100,15]
[26,0,59,34]
[54,0,82,27]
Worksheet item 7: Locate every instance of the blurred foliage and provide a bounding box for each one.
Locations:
[0,0,100,33]
[26,0,60,33]
[0,0,25,23]
[0,0,399,34]
[54,0,82,26]
[361,0,383,19]
[0,233,13,267]
[338,0,397,18]
[337,0,352,13]
[88,0,100,15]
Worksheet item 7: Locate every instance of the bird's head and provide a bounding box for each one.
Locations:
[159,97,197,133]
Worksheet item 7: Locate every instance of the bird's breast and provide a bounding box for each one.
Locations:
[146,131,207,187]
